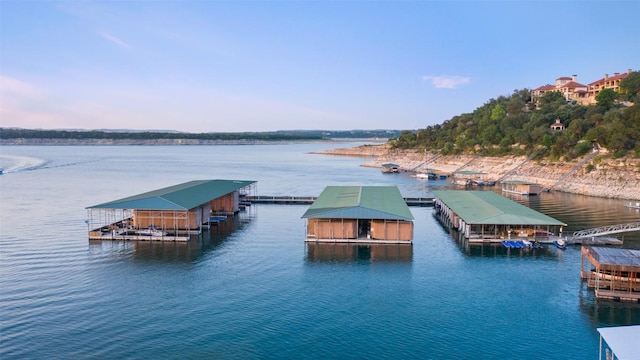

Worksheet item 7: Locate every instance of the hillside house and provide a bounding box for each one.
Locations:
[531,69,633,106]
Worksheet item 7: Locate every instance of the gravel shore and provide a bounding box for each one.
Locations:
[315,144,640,200]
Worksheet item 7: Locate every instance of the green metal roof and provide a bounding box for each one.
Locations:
[433,190,565,226]
[454,170,486,175]
[87,179,256,210]
[382,163,399,168]
[302,186,414,220]
[501,180,540,185]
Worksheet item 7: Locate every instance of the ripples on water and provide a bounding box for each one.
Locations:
[0,145,639,359]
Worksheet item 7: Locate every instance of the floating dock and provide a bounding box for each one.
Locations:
[433,190,565,243]
[86,179,257,242]
[581,246,640,302]
[501,180,542,196]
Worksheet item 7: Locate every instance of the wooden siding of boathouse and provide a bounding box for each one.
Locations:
[306,218,413,242]
[307,219,357,239]
[133,208,207,230]
[210,192,240,214]
[371,219,413,241]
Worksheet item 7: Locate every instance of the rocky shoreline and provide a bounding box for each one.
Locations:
[315,144,640,201]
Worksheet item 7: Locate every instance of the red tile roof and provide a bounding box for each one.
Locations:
[533,84,557,91]
[588,72,629,86]
[558,81,587,89]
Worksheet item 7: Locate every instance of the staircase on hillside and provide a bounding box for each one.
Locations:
[452,154,482,173]
[410,153,442,172]
[545,147,600,191]
[495,148,545,183]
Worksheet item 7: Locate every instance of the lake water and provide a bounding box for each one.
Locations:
[1,144,639,359]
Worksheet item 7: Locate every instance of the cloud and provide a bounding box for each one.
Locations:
[422,75,471,89]
[99,31,131,49]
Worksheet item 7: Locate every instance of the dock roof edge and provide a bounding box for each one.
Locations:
[302,185,413,220]
[433,190,566,226]
[87,179,256,210]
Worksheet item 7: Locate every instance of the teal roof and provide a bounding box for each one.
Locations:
[382,163,399,168]
[87,180,256,210]
[302,186,414,220]
[455,170,486,175]
[433,190,565,226]
[502,180,540,185]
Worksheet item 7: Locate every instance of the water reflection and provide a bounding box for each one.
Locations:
[88,214,251,262]
[579,282,640,326]
[305,243,413,263]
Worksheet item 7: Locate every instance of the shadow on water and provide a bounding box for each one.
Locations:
[88,214,252,262]
[578,281,640,326]
[305,243,413,263]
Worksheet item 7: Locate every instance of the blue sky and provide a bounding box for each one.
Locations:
[1,1,639,133]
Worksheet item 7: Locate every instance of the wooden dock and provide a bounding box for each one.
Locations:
[245,195,434,207]
[245,195,317,204]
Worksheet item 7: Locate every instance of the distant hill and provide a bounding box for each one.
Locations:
[0,128,403,144]
[389,88,639,160]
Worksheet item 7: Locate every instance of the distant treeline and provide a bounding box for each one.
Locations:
[0,129,401,141]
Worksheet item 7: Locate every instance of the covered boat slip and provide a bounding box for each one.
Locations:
[433,190,566,243]
[581,246,640,302]
[86,179,256,242]
[500,180,542,196]
[597,325,640,360]
[302,186,414,244]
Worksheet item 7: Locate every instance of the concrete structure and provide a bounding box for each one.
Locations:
[433,190,565,242]
[302,186,414,244]
[86,179,256,241]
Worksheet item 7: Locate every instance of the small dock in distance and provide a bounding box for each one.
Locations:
[245,195,434,207]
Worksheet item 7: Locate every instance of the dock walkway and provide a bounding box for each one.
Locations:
[246,196,434,207]
[571,222,640,240]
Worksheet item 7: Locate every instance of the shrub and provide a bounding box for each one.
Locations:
[585,163,595,173]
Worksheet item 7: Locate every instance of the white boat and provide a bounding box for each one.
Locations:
[625,202,640,209]
[590,270,640,283]
[138,228,166,237]
[554,238,567,249]
[414,173,437,180]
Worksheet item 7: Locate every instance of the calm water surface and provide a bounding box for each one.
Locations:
[1,144,639,359]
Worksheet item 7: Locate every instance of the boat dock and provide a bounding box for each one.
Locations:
[245,195,434,207]
[581,246,640,302]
